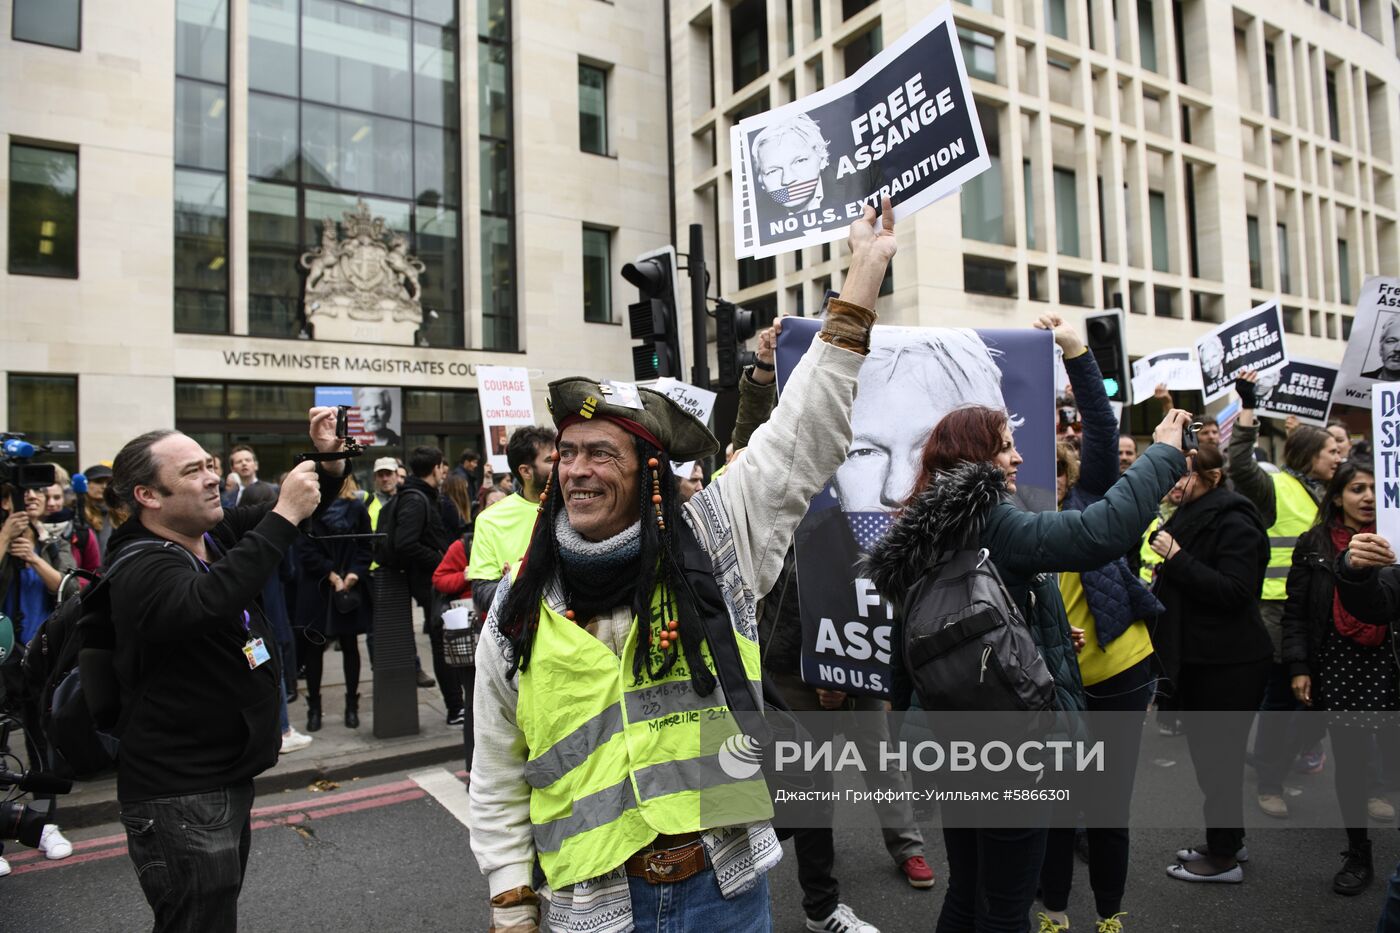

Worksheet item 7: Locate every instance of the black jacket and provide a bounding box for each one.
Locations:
[1152,486,1272,679]
[1280,524,1338,678]
[391,476,452,609]
[107,468,345,801]
[293,497,374,636]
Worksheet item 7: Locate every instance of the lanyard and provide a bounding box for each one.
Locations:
[196,533,252,633]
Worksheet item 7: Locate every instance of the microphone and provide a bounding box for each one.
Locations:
[0,769,74,796]
[72,473,89,495]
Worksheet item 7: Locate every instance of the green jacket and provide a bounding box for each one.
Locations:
[869,443,1186,712]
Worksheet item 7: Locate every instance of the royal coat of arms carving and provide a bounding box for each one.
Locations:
[300,200,426,345]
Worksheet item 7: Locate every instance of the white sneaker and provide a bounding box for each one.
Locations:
[39,824,72,860]
[280,728,314,754]
[806,903,880,933]
[0,855,10,876]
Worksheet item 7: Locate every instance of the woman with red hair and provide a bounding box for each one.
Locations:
[869,375,1192,933]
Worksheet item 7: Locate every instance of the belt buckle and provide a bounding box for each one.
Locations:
[645,851,680,883]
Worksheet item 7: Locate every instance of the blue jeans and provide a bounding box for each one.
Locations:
[120,782,255,933]
[627,868,772,933]
[937,826,1049,933]
[1380,860,1400,933]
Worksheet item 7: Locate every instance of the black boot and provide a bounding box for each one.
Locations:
[306,697,322,733]
[345,693,360,729]
[1334,840,1374,895]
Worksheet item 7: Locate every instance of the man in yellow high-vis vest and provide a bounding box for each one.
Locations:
[1227,370,1342,819]
[467,201,896,933]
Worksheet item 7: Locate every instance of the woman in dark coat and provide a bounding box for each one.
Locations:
[1148,444,1272,884]
[869,399,1189,933]
[1281,458,1396,896]
[293,477,373,731]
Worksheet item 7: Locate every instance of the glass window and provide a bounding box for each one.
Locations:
[959,28,997,83]
[1277,223,1291,294]
[1054,167,1079,257]
[579,63,609,155]
[1338,238,1351,304]
[174,170,229,333]
[1045,0,1068,39]
[301,0,412,119]
[1265,47,1278,118]
[227,384,315,421]
[962,103,1004,244]
[1023,159,1035,249]
[1149,190,1169,272]
[8,144,78,278]
[415,0,457,26]
[7,375,78,473]
[416,205,463,346]
[248,93,299,181]
[176,382,225,420]
[478,0,507,41]
[1137,0,1157,73]
[479,140,512,214]
[249,0,298,95]
[1326,71,1341,142]
[12,0,80,50]
[175,79,229,172]
[414,124,460,207]
[176,0,227,80]
[731,0,769,89]
[480,42,511,138]
[964,256,1016,297]
[247,181,301,338]
[481,215,516,349]
[811,0,822,38]
[738,256,776,288]
[301,103,414,198]
[843,25,882,76]
[1246,215,1262,288]
[414,22,458,127]
[843,0,877,17]
[582,226,613,323]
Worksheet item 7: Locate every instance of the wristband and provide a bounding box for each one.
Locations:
[752,359,775,372]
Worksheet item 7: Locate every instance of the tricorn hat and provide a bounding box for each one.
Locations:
[547,377,718,464]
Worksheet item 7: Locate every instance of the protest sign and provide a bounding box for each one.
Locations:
[1254,358,1339,426]
[730,4,988,259]
[652,377,718,478]
[476,366,535,472]
[314,386,403,447]
[1194,301,1288,403]
[1372,385,1400,558]
[776,319,1054,697]
[1333,276,1400,409]
[1130,348,1201,402]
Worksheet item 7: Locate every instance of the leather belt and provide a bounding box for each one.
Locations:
[623,832,707,884]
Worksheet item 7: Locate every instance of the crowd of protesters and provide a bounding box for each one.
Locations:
[3,208,1399,933]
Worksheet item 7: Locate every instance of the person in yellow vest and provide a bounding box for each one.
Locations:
[1227,369,1342,819]
[468,425,557,619]
[366,456,400,533]
[467,200,894,933]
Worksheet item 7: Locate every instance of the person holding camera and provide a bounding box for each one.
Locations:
[104,409,347,933]
[1149,444,1273,884]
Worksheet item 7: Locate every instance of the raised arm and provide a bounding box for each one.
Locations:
[1226,373,1277,524]
[1040,315,1117,498]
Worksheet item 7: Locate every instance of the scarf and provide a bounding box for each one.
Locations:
[554,512,643,623]
[1331,521,1386,647]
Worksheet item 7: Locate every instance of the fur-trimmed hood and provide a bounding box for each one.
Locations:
[866,461,1008,604]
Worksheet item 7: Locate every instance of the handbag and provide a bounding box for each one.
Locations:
[332,588,363,615]
[442,599,479,668]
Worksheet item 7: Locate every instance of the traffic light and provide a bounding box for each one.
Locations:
[622,247,683,380]
[1084,309,1129,404]
[715,300,758,388]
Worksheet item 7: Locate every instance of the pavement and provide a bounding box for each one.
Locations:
[49,629,468,830]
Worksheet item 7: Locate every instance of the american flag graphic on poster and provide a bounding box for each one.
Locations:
[767,178,819,206]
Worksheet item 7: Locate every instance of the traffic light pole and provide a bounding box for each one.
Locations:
[688,224,710,390]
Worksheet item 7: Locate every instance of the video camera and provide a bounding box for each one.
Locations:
[1,433,75,512]
[294,407,380,542]
[0,717,72,848]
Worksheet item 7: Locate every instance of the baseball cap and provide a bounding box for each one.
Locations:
[373,457,398,473]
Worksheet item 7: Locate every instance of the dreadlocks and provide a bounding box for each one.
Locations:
[499,434,717,697]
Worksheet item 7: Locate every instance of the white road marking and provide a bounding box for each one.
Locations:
[409,767,473,830]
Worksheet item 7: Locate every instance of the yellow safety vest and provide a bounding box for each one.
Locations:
[516,592,770,889]
[1262,472,1319,602]
[367,495,385,571]
[1138,517,1163,585]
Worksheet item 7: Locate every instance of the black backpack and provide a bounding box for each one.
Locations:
[372,487,428,570]
[901,547,1056,713]
[22,540,199,779]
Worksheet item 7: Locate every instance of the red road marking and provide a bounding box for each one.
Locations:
[8,771,465,876]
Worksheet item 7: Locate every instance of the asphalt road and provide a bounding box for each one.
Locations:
[5,741,1399,931]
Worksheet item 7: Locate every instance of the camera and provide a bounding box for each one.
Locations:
[0,718,72,847]
[1181,421,1203,453]
[1,433,73,511]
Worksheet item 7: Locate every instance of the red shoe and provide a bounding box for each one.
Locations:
[901,855,936,889]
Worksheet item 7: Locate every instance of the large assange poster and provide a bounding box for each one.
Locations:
[1334,276,1400,409]
[776,319,1054,697]
[730,4,989,260]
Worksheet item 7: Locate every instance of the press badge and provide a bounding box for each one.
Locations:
[243,637,271,670]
